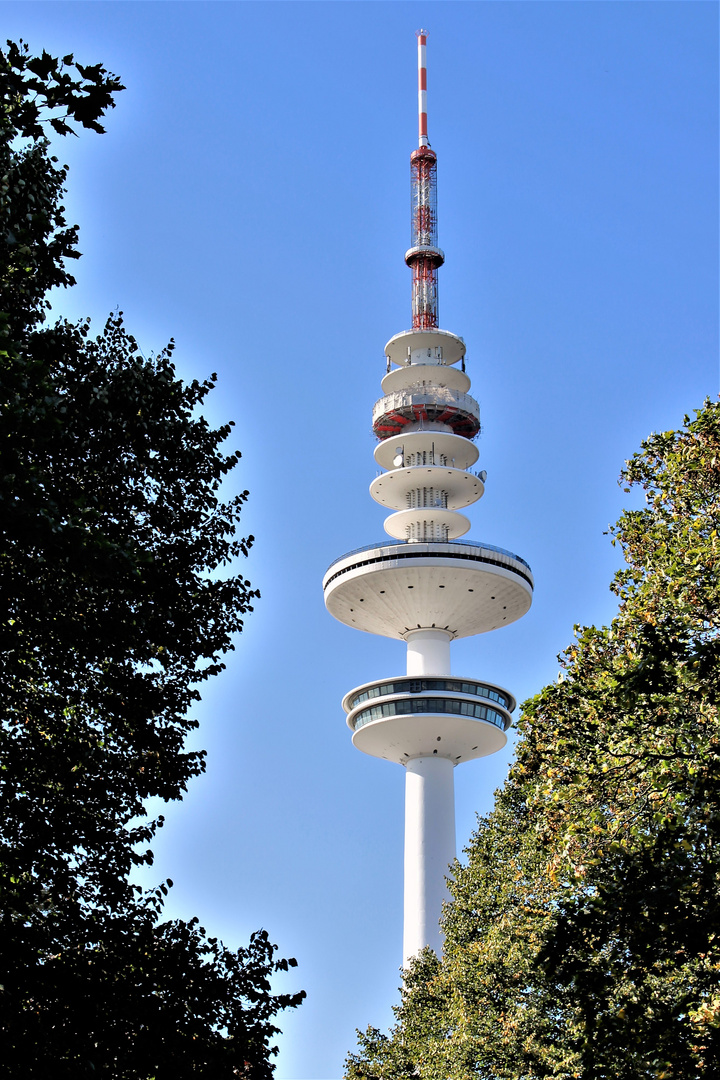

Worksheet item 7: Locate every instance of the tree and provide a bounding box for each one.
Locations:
[347,400,720,1079]
[0,41,304,1076]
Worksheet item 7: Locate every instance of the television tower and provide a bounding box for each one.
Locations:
[323,31,533,966]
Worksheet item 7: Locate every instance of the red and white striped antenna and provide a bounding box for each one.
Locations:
[417,28,429,147]
[405,30,444,329]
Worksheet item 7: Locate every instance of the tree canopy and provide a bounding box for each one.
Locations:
[0,40,304,1077]
[347,400,720,1079]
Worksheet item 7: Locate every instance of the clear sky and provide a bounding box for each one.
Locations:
[2,1,717,1076]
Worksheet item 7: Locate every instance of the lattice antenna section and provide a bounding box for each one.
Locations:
[405,30,444,330]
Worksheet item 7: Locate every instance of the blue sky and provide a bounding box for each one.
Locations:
[3,2,717,1076]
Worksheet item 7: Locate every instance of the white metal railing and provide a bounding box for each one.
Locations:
[373,387,480,425]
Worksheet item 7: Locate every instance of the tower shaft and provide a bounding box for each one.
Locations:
[403,626,456,964]
[404,756,455,964]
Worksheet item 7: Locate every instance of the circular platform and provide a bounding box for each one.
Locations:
[323,540,533,640]
[373,388,480,440]
[373,431,479,471]
[383,507,470,541]
[369,466,484,511]
[381,363,471,396]
[384,329,466,368]
[404,244,445,266]
[352,705,508,764]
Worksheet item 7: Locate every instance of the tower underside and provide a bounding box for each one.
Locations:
[324,539,532,639]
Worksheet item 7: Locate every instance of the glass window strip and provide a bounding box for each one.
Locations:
[347,678,511,712]
[352,697,506,733]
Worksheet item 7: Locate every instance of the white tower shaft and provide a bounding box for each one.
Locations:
[406,628,452,677]
[403,756,456,965]
[403,627,456,966]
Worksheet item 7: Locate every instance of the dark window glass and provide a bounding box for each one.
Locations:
[348,679,511,713]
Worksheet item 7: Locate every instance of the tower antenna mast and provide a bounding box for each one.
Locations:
[406,30,444,330]
[417,27,429,147]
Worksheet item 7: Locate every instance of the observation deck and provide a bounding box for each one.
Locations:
[323,539,533,640]
[340,674,516,764]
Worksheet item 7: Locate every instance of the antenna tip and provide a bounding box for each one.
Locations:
[416,28,428,39]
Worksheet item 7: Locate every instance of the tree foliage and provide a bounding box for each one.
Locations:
[0,40,304,1076]
[0,40,123,333]
[347,401,720,1079]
